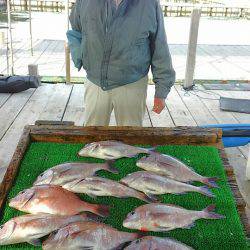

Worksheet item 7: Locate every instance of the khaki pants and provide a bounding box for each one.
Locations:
[84,76,148,126]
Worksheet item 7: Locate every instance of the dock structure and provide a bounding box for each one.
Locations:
[8,0,250,18]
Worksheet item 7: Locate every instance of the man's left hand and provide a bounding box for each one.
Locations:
[153,98,166,114]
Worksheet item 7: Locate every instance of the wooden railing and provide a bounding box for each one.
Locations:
[8,0,250,19]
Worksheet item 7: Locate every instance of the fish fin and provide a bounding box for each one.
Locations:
[93,204,110,217]
[203,204,225,219]
[27,238,42,246]
[87,193,97,199]
[106,160,119,174]
[203,177,219,188]
[144,193,159,203]
[155,225,173,232]
[199,186,215,198]
[81,212,103,222]
[184,222,196,229]
[79,247,94,250]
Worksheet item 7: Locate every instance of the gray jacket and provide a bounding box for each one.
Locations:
[69,0,175,98]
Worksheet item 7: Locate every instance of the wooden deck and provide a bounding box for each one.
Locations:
[0,83,249,217]
[1,39,250,80]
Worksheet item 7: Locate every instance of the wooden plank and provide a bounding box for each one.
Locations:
[38,84,73,121]
[247,147,250,180]
[163,86,197,126]
[196,88,240,124]
[0,94,11,108]
[0,85,56,182]
[146,85,174,127]
[216,90,250,124]
[62,84,85,126]
[184,9,201,89]
[30,126,222,147]
[0,89,35,140]
[239,145,249,159]
[0,126,31,212]
[175,85,217,126]
[225,147,250,205]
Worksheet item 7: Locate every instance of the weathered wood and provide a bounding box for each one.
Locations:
[29,126,222,146]
[0,89,35,140]
[0,126,31,215]
[183,9,201,89]
[220,147,250,237]
[246,147,250,181]
[0,85,56,182]
[62,84,85,126]
[165,86,197,126]
[146,85,175,127]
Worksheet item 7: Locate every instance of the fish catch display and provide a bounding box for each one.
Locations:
[62,176,157,202]
[123,203,225,232]
[78,140,155,160]
[0,213,95,246]
[33,162,118,186]
[137,154,218,187]
[124,236,194,250]
[120,171,214,197]
[42,221,139,250]
[9,185,109,217]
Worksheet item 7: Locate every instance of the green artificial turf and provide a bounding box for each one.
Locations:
[0,142,248,250]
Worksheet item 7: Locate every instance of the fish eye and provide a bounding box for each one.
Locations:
[0,225,3,230]
[130,211,135,215]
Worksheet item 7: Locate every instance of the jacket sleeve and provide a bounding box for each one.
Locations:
[150,0,176,99]
[69,0,82,32]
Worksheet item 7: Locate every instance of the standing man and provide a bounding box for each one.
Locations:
[69,0,175,126]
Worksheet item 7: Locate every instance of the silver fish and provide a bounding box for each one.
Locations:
[62,176,156,203]
[120,171,214,198]
[125,236,194,250]
[33,162,118,186]
[43,221,138,250]
[123,203,225,232]
[78,140,155,160]
[137,153,218,188]
[9,185,109,217]
[0,213,94,246]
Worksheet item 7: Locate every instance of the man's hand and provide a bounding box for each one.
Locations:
[152,98,166,114]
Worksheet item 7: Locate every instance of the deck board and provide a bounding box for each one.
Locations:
[0,83,249,210]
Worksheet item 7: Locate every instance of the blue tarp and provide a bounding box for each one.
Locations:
[202,124,250,148]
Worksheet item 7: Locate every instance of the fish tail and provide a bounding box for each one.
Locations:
[203,177,219,188]
[139,193,159,203]
[199,186,215,198]
[203,204,225,219]
[105,160,119,174]
[90,204,110,217]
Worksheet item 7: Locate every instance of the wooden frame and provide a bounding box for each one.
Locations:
[0,122,249,239]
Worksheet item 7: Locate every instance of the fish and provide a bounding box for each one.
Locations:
[78,140,155,160]
[120,171,214,198]
[62,176,157,203]
[0,213,96,246]
[33,162,118,186]
[123,203,225,232]
[9,185,109,217]
[124,236,194,250]
[137,153,218,188]
[43,221,139,250]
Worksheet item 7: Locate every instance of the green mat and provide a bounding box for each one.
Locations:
[0,142,248,250]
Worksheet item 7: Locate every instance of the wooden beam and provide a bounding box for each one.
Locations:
[183,9,201,90]
[246,147,250,180]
